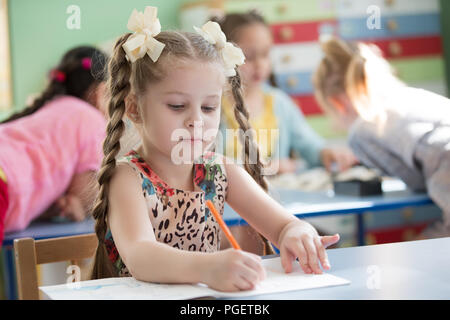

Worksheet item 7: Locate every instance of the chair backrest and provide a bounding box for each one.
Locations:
[13,233,98,300]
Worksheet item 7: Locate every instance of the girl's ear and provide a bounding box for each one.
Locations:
[125,93,141,123]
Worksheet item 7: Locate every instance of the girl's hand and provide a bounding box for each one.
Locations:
[204,248,266,292]
[320,147,359,172]
[278,220,340,274]
[56,194,86,222]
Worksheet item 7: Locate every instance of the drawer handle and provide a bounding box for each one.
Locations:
[281,54,292,64]
[277,4,288,15]
[402,229,416,241]
[387,19,398,31]
[286,76,298,88]
[384,0,396,7]
[402,208,413,221]
[279,26,294,41]
[389,41,402,56]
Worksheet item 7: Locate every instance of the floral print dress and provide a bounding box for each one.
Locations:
[104,150,228,276]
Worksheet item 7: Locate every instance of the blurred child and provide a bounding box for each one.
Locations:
[0,46,108,245]
[313,37,450,239]
[215,11,357,174]
[90,7,340,292]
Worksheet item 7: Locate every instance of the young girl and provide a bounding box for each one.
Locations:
[91,6,340,292]
[0,46,108,245]
[313,37,450,239]
[214,11,357,174]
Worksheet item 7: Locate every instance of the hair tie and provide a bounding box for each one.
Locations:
[194,21,245,77]
[81,57,92,70]
[50,69,66,83]
[122,6,166,63]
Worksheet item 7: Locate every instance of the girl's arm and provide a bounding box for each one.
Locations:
[107,164,265,291]
[40,171,98,222]
[225,161,340,274]
[279,92,325,167]
[55,171,98,221]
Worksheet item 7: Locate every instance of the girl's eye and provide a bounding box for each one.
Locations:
[202,106,216,112]
[168,104,184,110]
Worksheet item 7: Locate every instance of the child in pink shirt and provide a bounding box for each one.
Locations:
[0,46,108,245]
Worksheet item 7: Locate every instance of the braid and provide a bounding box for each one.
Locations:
[91,33,133,279]
[228,71,275,256]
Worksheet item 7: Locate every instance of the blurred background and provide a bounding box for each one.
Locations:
[0,0,449,297]
[1,0,449,137]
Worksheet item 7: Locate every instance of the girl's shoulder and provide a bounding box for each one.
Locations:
[262,84,301,116]
[116,150,228,185]
[116,150,150,179]
[262,83,291,104]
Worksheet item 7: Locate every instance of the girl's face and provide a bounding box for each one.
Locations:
[329,93,359,129]
[131,60,225,163]
[234,23,273,89]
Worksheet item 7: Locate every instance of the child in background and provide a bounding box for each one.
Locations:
[214,11,357,174]
[0,46,108,245]
[313,37,450,239]
[90,7,340,292]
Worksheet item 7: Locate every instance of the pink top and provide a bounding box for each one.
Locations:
[0,96,106,232]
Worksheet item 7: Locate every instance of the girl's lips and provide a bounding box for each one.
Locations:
[179,138,204,143]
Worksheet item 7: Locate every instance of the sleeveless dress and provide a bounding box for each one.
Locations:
[104,150,228,276]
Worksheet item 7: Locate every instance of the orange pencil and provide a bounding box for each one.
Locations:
[206,200,242,250]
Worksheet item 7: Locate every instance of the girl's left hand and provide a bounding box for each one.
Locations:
[278,220,340,274]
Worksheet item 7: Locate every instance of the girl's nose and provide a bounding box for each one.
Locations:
[185,119,204,128]
[185,110,204,128]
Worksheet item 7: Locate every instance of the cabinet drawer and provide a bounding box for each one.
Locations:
[366,36,442,59]
[271,42,323,74]
[224,0,336,24]
[339,13,441,40]
[275,71,314,95]
[365,223,429,245]
[337,0,439,18]
[291,95,323,116]
[271,20,337,44]
[364,205,442,230]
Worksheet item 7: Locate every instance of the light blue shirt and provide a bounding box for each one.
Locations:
[219,84,325,167]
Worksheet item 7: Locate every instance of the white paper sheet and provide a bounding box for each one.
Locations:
[40,257,350,300]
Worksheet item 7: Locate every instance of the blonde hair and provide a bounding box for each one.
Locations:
[313,37,402,123]
[90,31,274,279]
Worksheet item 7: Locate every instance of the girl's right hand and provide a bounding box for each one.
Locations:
[56,194,86,222]
[204,249,266,292]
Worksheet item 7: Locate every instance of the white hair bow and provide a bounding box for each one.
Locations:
[194,21,245,77]
[122,6,166,63]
